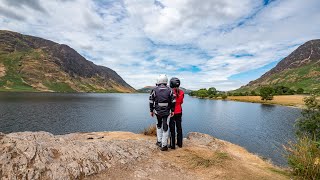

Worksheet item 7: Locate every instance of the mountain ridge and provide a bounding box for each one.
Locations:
[238,39,320,92]
[0,30,135,92]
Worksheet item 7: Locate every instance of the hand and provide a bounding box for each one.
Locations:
[150,112,154,117]
[170,112,174,117]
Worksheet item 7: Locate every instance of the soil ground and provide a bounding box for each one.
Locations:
[87,132,290,180]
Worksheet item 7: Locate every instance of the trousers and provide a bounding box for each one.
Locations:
[156,114,169,147]
[169,113,183,148]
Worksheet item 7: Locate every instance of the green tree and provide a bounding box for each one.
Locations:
[221,94,228,100]
[197,89,208,98]
[259,87,274,101]
[189,91,195,96]
[296,88,304,94]
[287,89,295,95]
[207,87,217,96]
[227,92,233,96]
[274,85,290,95]
[250,90,256,96]
[295,95,320,140]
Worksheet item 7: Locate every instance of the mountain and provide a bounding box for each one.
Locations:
[238,39,320,92]
[138,86,192,94]
[0,30,135,92]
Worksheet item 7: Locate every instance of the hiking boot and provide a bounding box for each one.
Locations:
[156,141,162,147]
[160,146,168,151]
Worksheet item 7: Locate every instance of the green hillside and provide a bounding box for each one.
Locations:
[236,39,320,93]
[0,30,135,93]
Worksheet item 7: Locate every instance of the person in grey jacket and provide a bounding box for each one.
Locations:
[149,74,176,151]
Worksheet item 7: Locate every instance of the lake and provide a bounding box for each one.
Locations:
[0,92,301,166]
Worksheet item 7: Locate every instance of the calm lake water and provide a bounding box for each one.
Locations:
[0,92,301,166]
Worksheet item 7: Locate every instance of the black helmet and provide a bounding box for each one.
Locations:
[170,77,180,88]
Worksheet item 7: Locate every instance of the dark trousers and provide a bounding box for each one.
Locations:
[156,115,169,131]
[169,113,183,148]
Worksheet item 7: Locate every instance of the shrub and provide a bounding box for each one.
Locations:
[285,95,320,179]
[259,86,274,101]
[285,136,320,179]
[311,88,320,96]
[207,87,217,96]
[297,88,304,94]
[227,92,233,96]
[287,89,295,95]
[250,90,256,96]
[295,95,320,140]
[197,89,208,98]
[221,94,228,100]
[141,125,157,136]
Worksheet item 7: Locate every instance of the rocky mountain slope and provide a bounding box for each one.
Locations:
[0,30,135,92]
[239,39,320,92]
[0,131,289,180]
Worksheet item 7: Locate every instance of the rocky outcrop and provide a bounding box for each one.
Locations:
[0,131,289,180]
[0,132,154,179]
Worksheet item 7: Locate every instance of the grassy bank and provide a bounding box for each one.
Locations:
[226,95,307,108]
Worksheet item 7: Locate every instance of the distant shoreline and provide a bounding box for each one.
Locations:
[191,95,307,108]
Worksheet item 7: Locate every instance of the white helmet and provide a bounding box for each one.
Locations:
[157,74,168,85]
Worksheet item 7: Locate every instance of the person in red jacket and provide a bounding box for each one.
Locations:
[169,77,184,149]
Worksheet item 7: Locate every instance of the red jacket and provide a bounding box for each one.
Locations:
[173,89,184,114]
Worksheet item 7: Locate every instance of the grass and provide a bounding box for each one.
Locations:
[267,167,291,177]
[187,151,230,168]
[44,81,76,93]
[141,125,157,136]
[227,95,306,107]
[236,63,320,93]
[284,136,320,180]
[0,51,36,92]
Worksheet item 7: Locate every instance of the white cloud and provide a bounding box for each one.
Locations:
[0,0,319,91]
[124,0,261,44]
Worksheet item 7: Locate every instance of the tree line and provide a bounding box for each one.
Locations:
[189,87,227,99]
[231,86,305,96]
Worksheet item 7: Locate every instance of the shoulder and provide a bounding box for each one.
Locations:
[150,86,158,94]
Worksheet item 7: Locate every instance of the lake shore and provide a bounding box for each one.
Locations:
[191,95,307,108]
[226,95,307,108]
[0,131,290,180]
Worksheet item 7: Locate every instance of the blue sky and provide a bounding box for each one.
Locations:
[0,0,319,90]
